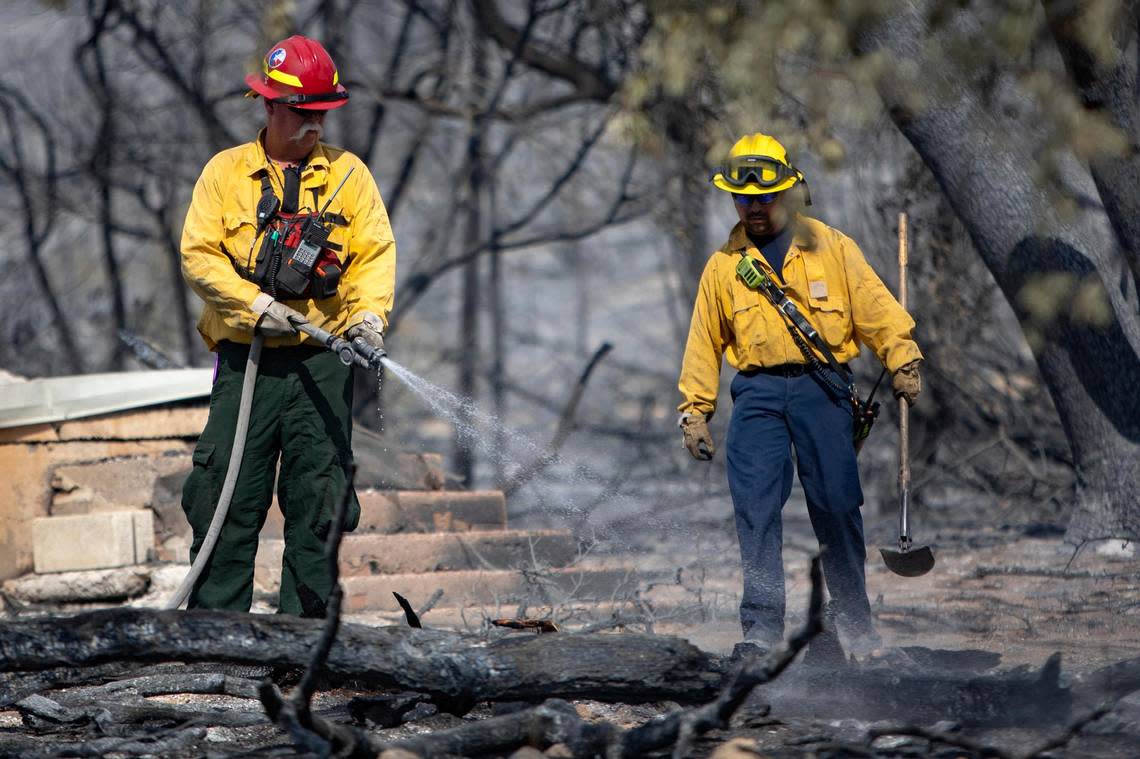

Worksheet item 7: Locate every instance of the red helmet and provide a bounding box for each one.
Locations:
[244,35,348,110]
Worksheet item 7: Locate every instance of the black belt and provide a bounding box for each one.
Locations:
[744,362,848,378]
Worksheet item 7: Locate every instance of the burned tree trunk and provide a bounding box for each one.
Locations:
[1042,0,1140,290]
[858,1,1140,541]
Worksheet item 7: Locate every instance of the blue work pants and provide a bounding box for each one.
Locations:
[725,367,873,642]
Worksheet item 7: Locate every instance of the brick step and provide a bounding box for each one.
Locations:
[261,489,508,538]
[255,529,576,581]
[47,448,446,516]
[339,566,643,613]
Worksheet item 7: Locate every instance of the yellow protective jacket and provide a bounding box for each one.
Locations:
[181,131,396,351]
[678,215,922,417]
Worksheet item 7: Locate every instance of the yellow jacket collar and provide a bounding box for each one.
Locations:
[243,128,332,177]
[724,214,817,255]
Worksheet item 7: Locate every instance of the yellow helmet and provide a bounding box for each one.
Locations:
[710,132,805,196]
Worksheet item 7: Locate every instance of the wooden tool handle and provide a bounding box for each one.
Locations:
[898,212,908,310]
[898,212,910,495]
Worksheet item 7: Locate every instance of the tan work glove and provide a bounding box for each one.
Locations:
[680,414,715,461]
[346,311,385,354]
[251,293,305,338]
[892,360,922,405]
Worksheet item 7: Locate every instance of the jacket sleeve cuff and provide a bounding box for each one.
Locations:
[677,405,714,423]
[885,344,924,374]
[250,292,274,316]
[348,311,386,333]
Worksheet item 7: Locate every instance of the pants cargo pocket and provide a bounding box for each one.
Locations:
[344,487,361,532]
[181,441,219,536]
[340,451,361,532]
[300,453,360,538]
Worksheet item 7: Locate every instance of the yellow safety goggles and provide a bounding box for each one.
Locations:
[711,155,800,189]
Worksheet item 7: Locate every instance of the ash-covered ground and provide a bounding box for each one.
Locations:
[4,480,1140,758]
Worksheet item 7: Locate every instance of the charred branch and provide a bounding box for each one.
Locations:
[0,727,208,758]
[259,464,378,757]
[389,139,642,331]
[470,0,619,101]
[1,662,273,708]
[111,3,238,148]
[868,702,1113,759]
[502,341,614,495]
[378,556,825,758]
[0,610,720,704]
[16,691,268,730]
[75,0,128,368]
[0,84,84,373]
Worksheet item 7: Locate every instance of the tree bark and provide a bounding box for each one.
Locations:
[501,341,614,496]
[656,94,711,303]
[0,88,83,373]
[1042,0,1140,292]
[80,0,129,369]
[489,184,507,483]
[0,609,721,705]
[159,205,197,365]
[859,3,1140,540]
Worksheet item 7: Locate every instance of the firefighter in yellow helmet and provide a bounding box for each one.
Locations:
[178,36,395,615]
[677,133,922,658]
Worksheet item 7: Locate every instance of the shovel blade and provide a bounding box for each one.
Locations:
[880,545,935,577]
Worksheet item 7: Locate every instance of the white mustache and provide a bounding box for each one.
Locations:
[290,123,322,141]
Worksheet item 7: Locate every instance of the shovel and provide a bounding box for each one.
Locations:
[880,212,935,577]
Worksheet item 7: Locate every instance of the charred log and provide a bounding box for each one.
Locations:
[15,692,268,731]
[0,727,209,758]
[379,556,826,758]
[1,660,271,708]
[0,608,719,704]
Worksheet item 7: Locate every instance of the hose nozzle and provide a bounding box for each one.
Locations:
[350,336,386,370]
[288,319,385,370]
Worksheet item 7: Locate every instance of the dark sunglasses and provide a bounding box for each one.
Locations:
[733,192,779,206]
[287,105,324,117]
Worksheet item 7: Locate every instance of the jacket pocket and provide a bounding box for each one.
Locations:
[801,251,851,351]
[732,302,769,348]
[809,296,850,350]
[222,210,259,274]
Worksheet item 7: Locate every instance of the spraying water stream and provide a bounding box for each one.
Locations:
[377,356,706,545]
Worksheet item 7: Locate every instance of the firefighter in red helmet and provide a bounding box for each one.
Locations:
[179,36,395,615]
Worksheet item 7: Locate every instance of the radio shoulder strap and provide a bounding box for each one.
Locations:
[254,171,279,235]
[281,163,303,214]
[737,252,856,398]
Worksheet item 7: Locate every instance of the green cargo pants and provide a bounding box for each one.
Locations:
[181,340,361,615]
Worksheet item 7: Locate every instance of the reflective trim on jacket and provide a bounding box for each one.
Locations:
[678,215,923,417]
[180,131,396,351]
